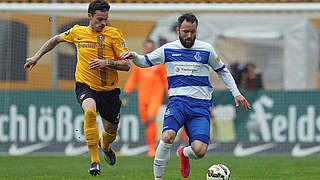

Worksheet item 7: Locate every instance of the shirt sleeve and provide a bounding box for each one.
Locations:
[145,45,165,65]
[132,46,165,67]
[217,68,241,97]
[208,45,241,97]
[208,46,225,72]
[60,25,76,43]
[112,29,129,58]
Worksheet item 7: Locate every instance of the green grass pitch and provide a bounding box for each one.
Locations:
[0,155,320,180]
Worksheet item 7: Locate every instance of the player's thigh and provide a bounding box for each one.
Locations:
[163,99,185,130]
[185,116,210,145]
[138,101,148,123]
[147,98,162,118]
[75,82,97,111]
[162,115,183,144]
[96,88,121,124]
[162,99,185,143]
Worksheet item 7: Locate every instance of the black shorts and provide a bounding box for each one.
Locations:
[75,82,121,124]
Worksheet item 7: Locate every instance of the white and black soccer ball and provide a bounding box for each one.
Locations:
[206,164,231,180]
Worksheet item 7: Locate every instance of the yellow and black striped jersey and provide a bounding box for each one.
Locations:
[61,25,128,91]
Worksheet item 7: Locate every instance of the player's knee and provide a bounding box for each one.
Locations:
[191,140,208,158]
[161,136,174,144]
[161,130,176,144]
[194,148,206,158]
[102,129,117,143]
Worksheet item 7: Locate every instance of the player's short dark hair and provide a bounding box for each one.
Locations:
[88,0,110,15]
[177,13,198,28]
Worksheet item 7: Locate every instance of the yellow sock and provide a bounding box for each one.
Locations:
[101,129,117,151]
[84,108,100,163]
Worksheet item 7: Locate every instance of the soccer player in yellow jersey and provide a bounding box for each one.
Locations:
[24,0,130,176]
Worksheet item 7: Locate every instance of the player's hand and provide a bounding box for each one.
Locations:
[24,57,38,71]
[234,95,251,111]
[89,59,107,69]
[120,91,130,106]
[119,51,135,59]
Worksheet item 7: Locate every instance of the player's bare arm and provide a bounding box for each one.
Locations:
[89,58,131,71]
[24,34,64,71]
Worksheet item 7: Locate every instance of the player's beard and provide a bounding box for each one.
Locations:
[96,25,105,32]
[179,35,196,48]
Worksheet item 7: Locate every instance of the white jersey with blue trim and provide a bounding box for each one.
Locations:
[140,39,225,100]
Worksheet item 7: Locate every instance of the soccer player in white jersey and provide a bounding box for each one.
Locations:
[120,13,251,179]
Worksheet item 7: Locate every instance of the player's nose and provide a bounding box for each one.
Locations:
[186,32,192,38]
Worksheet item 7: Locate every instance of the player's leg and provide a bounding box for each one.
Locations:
[146,100,162,157]
[138,101,155,156]
[98,88,121,166]
[138,101,149,123]
[154,129,176,180]
[177,99,211,178]
[100,119,118,165]
[145,118,157,157]
[154,100,184,180]
[177,125,191,178]
[82,98,100,163]
[182,116,210,158]
[83,99,101,176]
[178,114,210,178]
[75,82,100,176]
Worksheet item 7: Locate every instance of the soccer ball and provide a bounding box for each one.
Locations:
[206,164,231,180]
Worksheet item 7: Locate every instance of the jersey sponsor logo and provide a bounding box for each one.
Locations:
[78,42,101,48]
[119,144,149,156]
[194,52,201,61]
[8,143,50,155]
[173,64,201,74]
[174,66,181,72]
[172,53,182,57]
[233,142,276,157]
[65,143,88,156]
[291,143,320,157]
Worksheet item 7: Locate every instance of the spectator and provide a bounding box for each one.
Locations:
[240,62,263,89]
[230,62,245,86]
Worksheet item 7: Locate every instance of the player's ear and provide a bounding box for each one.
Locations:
[88,13,93,20]
[176,26,180,34]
